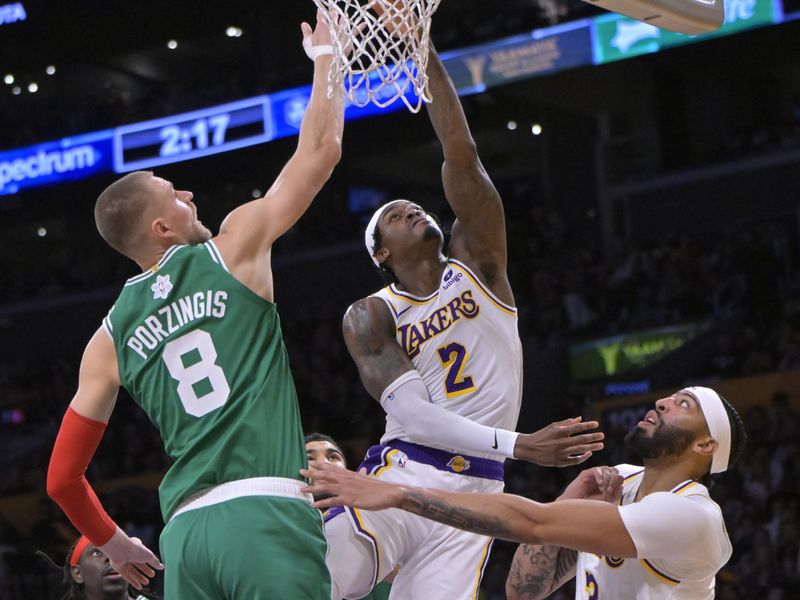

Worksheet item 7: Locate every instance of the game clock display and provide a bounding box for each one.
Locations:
[113,97,273,171]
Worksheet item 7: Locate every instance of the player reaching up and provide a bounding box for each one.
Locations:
[46,12,344,598]
[321,38,604,599]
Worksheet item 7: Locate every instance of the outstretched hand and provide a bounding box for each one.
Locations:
[559,466,623,503]
[301,9,334,50]
[513,417,605,467]
[99,527,164,590]
[301,462,404,511]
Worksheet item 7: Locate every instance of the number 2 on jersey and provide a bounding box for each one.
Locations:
[437,342,476,397]
[585,572,599,600]
[162,329,231,417]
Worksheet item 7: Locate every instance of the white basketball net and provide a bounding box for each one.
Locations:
[312,0,442,113]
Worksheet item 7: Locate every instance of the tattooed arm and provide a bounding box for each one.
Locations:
[302,462,637,558]
[504,467,621,599]
[342,298,604,463]
[506,544,577,600]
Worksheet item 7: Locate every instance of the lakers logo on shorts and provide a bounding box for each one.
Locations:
[447,456,471,473]
[395,452,408,468]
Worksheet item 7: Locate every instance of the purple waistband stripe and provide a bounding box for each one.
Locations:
[359,440,505,481]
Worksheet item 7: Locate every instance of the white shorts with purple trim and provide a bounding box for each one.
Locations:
[322,440,504,600]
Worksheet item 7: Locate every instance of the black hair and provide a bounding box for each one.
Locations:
[37,538,160,600]
[701,394,747,487]
[719,394,747,470]
[305,432,346,467]
[370,209,449,286]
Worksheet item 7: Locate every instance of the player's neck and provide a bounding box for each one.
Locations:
[394,255,447,296]
[635,459,698,500]
[134,241,174,273]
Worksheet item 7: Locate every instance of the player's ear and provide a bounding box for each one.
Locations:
[693,436,718,460]
[70,564,83,584]
[151,216,174,240]
[375,247,390,265]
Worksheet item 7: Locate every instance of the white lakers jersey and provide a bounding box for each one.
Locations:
[576,464,731,599]
[371,259,523,459]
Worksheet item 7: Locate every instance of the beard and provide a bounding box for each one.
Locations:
[624,422,696,460]
[187,222,213,245]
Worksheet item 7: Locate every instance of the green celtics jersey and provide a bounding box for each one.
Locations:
[103,242,306,521]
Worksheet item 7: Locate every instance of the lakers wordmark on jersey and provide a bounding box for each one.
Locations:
[371,259,523,460]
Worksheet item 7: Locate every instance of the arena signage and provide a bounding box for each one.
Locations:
[569,322,705,381]
[0,132,113,194]
[0,0,789,194]
[0,2,25,26]
[591,0,780,63]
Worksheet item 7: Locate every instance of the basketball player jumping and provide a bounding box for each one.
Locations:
[321,44,605,599]
[46,13,343,598]
[306,387,746,600]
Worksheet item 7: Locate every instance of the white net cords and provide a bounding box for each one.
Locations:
[312,0,442,113]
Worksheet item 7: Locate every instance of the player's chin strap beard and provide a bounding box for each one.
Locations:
[680,387,732,474]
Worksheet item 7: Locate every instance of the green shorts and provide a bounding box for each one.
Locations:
[160,495,330,599]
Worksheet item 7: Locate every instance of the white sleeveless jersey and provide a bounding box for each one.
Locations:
[576,464,731,600]
[371,258,523,460]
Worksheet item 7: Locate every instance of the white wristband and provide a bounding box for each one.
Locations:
[494,428,519,458]
[303,37,334,61]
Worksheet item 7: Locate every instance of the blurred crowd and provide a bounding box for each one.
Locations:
[2,149,799,600]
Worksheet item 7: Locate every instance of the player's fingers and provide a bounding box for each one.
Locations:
[135,562,156,578]
[301,22,312,38]
[563,442,604,457]
[563,420,601,434]
[121,565,145,590]
[148,556,165,570]
[564,431,605,445]
[358,467,368,475]
[591,467,606,488]
[563,451,592,466]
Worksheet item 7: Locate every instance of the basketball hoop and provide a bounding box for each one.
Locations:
[312,0,442,113]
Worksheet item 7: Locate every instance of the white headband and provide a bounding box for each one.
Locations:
[680,386,732,474]
[363,199,408,267]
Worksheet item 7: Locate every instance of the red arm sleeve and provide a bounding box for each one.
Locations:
[46,407,117,545]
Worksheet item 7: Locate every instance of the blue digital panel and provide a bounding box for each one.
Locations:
[113,96,273,172]
[0,130,113,195]
[0,1,794,195]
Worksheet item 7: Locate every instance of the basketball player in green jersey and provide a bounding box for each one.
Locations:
[46,12,343,599]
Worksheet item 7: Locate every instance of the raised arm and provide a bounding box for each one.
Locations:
[425,47,510,298]
[47,328,162,589]
[214,13,344,276]
[302,462,636,558]
[343,298,603,463]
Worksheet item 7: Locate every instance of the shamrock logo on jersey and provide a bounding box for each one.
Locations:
[151,274,173,300]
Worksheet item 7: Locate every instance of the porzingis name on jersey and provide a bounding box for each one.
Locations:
[397,290,479,359]
[126,290,228,359]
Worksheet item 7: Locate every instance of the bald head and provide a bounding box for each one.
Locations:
[94,171,154,256]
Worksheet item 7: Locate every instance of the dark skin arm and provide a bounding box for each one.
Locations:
[342,298,604,464]
[505,467,622,599]
[506,545,577,600]
[302,462,637,557]
[425,46,513,305]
